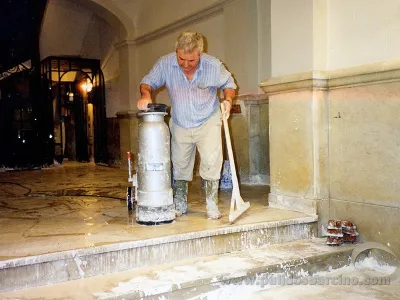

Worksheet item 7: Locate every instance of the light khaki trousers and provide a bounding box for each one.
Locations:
[169,110,223,181]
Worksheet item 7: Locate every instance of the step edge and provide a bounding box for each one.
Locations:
[95,242,354,299]
[0,216,318,269]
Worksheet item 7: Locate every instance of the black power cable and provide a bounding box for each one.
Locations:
[0,181,31,195]
[29,193,125,201]
[0,182,125,200]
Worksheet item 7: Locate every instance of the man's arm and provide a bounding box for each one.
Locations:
[222,88,236,119]
[224,88,235,102]
[137,84,153,110]
[138,57,166,110]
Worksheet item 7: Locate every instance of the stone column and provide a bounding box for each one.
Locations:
[115,40,140,168]
[260,72,329,216]
[231,94,269,185]
[116,111,139,169]
[116,40,139,110]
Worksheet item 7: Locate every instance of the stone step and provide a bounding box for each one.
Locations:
[0,216,317,292]
[0,238,356,299]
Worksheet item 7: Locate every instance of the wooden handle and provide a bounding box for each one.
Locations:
[220,103,239,191]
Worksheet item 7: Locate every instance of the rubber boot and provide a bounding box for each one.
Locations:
[173,180,188,217]
[204,179,222,219]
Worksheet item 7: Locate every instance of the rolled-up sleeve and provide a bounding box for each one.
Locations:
[140,58,166,90]
[218,64,236,90]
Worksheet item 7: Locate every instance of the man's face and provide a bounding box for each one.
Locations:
[176,49,201,73]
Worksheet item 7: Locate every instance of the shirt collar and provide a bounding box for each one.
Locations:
[197,56,203,71]
[172,53,179,67]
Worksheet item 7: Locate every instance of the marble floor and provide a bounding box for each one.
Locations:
[2,162,399,300]
[0,161,309,260]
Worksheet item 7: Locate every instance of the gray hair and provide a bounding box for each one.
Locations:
[175,30,204,53]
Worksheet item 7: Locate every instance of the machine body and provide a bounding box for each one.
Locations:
[127,104,175,225]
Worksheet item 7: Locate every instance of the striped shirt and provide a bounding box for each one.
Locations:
[141,52,236,128]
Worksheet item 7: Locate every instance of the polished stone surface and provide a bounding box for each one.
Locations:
[0,161,311,261]
[1,163,396,299]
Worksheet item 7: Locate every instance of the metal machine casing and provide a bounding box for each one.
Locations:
[135,110,175,224]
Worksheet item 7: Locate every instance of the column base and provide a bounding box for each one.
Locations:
[268,193,317,215]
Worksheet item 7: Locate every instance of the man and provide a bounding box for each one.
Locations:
[137,30,236,219]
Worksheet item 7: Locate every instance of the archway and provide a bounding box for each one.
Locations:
[40,56,107,164]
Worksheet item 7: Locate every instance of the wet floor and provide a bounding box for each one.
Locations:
[183,259,400,300]
[0,161,308,260]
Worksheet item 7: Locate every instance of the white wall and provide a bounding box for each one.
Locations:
[224,0,259,94]
[131,0,222,37]
[328,0,400,70]
[270,0,400,75]
[257,0,272,86]
[270,0,313,76]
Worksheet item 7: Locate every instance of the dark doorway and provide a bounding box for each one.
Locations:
[0,69,54,168]
[40,56,107,164]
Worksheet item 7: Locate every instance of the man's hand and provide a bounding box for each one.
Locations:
[137,98,152,110]
[222,100,232,120]
[138,84,153,110]
[222,88,235,120]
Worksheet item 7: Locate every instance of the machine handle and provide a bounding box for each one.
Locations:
[146,103,168,113]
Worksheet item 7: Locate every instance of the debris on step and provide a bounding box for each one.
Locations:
[326,219,358,246]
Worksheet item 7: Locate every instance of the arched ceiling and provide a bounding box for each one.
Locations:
[0,0,134,74]
[65,0,134,40]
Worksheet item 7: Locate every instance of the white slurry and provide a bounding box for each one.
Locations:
[73,256,86,278]
[186,283,268,300]
[354,256,396,275]
[184,256,398,300]
[96,276,173,299]
[91,240,359,299]
[94,256,257,299]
